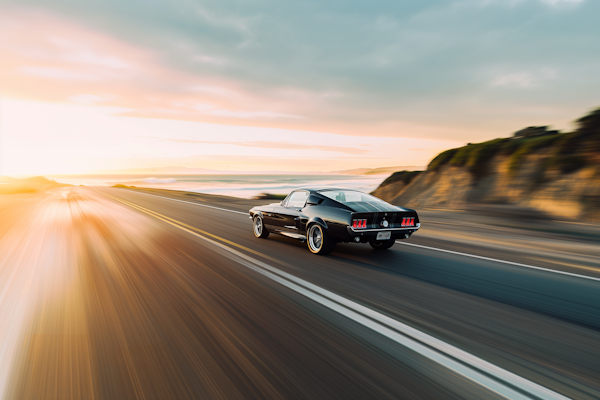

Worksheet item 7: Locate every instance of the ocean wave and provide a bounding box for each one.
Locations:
[142,177,176,184]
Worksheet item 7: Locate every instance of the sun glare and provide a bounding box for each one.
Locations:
[1,99,460,175]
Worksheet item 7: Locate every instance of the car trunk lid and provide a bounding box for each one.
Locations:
[345,201,408,213]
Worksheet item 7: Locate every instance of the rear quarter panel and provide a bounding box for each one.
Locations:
[301,205,353,241]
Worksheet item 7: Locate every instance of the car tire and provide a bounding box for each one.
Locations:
[253,215,270,238]
[307,223,335,255]
[369,239,395,250]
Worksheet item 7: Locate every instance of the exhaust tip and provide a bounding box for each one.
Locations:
[404,233,410,239]
[354,237,361,243]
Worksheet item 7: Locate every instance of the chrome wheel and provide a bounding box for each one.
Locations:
[306,224,335,255]
[254,216,262,236]
[253,215,269,238]
[308,224,323,252]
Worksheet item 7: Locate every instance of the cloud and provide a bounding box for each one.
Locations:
[476,0,584,6]
[193,55,227,65]
[491,69,557,88]
[46,36,131,69]
[205,110,302,119]
[152,137,368,154]
[2,1,600,141]
[539,0,584,5]
[492,72,537,88]
[21,66,100,80]
[187,85,240,98]
[191,103,302,119]
[238,141,368,154]
[68,93,116,104]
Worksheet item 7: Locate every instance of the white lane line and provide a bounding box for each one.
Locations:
[151,214,569,400]
[396,242,600,283]
[113,189,599,283]
[119,189,249,215]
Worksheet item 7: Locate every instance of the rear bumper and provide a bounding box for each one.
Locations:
[344,224,420,242]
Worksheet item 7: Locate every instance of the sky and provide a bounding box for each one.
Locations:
[0,0,598,175]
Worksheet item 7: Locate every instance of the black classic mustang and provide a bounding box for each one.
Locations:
[249,187,420,255]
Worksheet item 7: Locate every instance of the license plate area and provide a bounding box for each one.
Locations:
[376,231,391,240]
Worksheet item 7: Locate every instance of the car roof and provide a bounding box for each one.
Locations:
[293,187,360,193]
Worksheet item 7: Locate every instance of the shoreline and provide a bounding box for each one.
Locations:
[49,173,389,199]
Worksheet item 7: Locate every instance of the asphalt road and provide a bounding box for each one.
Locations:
[1,187,599,400]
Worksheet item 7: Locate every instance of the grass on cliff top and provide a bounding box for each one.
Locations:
[508,134,563,174]
[427,105,600,178]
[428,134,568,178]
[379,170,422,187]
[428,138,511,178]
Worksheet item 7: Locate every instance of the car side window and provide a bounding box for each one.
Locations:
[287,191,309,208]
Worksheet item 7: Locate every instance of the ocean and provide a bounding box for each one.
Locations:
[50,174,389,199]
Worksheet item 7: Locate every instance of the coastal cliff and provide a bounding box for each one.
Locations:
[372,108,600,220]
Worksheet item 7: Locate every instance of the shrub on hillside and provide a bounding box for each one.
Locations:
[379,170,422,187]
[428,148,459,171]
[539,107,600,174]
[423,106,599,180]
[559,107,600,154]
[547,155,588,174]
[448,145,471,167]
[445,138,508,178]
[508,134,563,175]
[466,139,507,178]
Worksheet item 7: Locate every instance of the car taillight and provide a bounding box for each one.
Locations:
[401,217,415,227]
[352,219,367,229]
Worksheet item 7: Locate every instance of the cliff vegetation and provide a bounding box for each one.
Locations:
[372,107,600,220]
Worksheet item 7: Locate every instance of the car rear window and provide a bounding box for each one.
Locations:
[319,190,386,204]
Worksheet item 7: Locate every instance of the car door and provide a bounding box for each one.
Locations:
[261,193,291,230]
[271,190,308,233]
[267,194,289,231]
